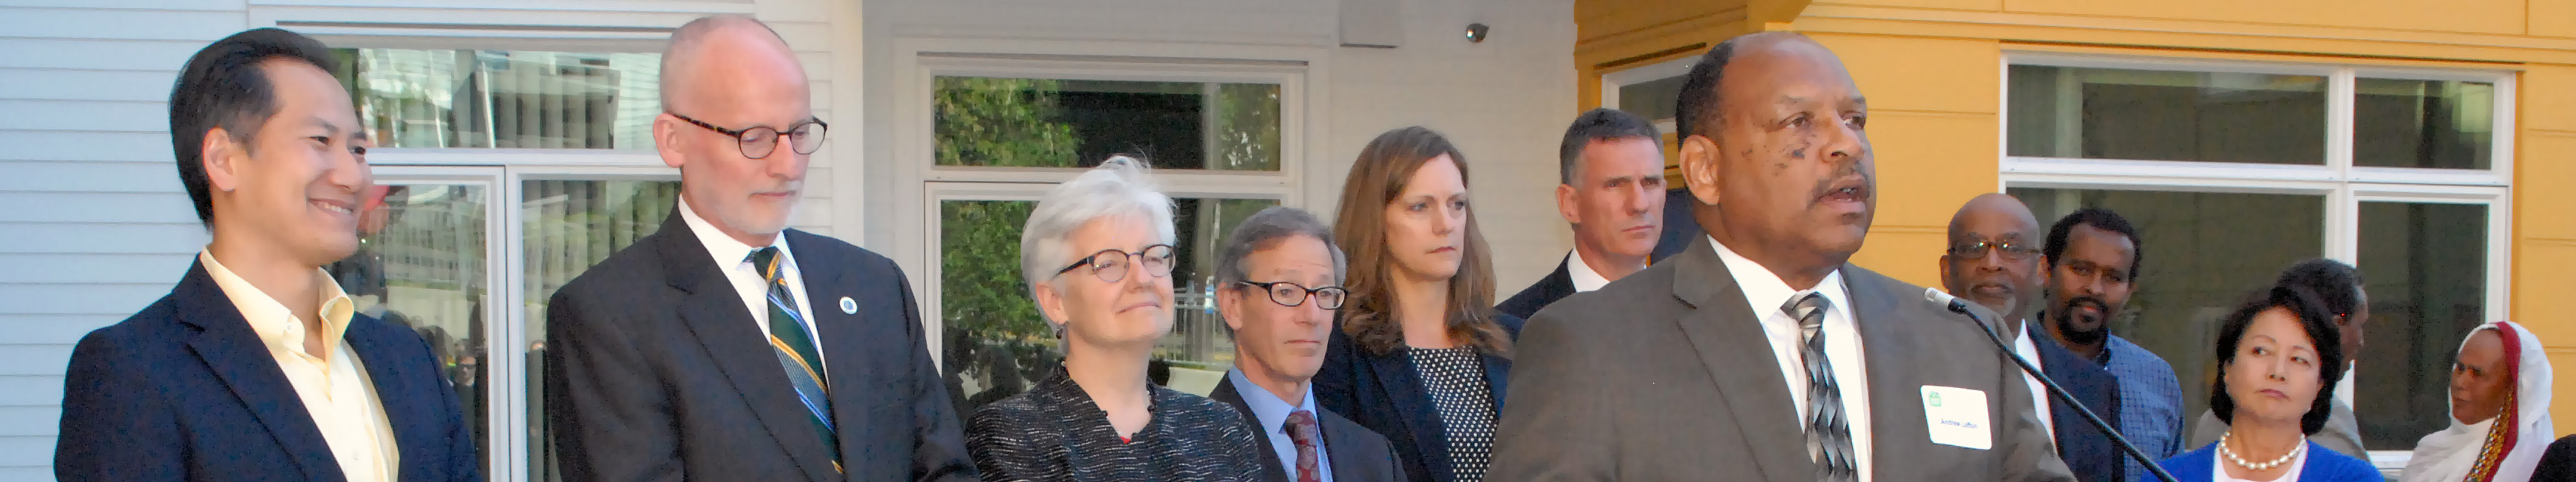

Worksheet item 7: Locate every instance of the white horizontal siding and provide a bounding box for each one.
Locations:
[0,38,215,72]
[0,316,129,347]
[0,376,66,407]
[0,69,181,103]
[0,254,197,285]
[0,7,247,41]
[0,193,199,224]
[0,161,187,192]
[0,99,168,133]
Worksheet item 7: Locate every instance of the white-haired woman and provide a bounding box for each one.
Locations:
[964,157,1265,482]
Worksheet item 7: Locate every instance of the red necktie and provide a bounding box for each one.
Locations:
[1285,410,1323,482]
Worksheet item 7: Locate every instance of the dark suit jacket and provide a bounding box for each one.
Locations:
[55,262,481,482]
[2532,435,2576,482]
[2028,325,2127,482]
[1496,259,1574,320]
[1488,237,2072,481]
[544,209,975,482]
[1312,313,1522,482]
[1210,376,1408,482]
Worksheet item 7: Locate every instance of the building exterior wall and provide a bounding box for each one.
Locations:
[1576,0,2576,444]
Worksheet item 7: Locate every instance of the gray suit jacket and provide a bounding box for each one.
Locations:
[1488,237,2074,482]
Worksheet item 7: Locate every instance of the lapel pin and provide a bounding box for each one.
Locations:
[839,296,858,315]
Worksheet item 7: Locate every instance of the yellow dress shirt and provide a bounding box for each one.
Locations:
[200,251,401,482]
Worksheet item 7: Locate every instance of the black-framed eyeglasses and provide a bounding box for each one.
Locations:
[668,112,829,159]
[1054,244,1176,283]
[1234,280,1349,310]
[1948,239,2041,261]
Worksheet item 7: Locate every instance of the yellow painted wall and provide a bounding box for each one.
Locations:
[1576,0,2576,435]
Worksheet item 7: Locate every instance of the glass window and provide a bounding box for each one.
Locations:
[2354,79,2495,170]
[334,183,492,464]
[2353,202,2489,449]
[2007,65,2328,164]
[932,77,1281,170]
[939,197,1278,415]
[2010,187,2325,424]
[1617,75,1687,124]
[333,49,662,149]
[520,180,682,481]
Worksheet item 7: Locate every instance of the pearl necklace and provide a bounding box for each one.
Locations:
[2218,432,2306,472]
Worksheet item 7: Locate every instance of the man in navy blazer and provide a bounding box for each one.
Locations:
[1939,193,2126,482]
[1497,108,1667,320]
[541,15,975,482]
[55,28,481,481]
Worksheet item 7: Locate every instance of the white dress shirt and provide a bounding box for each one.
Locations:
[201,251,399,482]
[1565,251,1636,293]
[1709,237,1874,482]
[677,197,827,373]
[2014,322,2055,441]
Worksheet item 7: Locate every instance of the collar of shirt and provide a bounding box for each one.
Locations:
[677,196,811,337]
[1227,367,1332,480]
[2015,321,2055,439]
[200,250,356,361]
[1565,250,1635,293]
[1705,237,1853,327]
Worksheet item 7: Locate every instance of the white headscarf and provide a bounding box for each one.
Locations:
[2401,320,2554,482]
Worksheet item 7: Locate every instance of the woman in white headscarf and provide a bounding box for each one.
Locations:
[2402,320,2555,482]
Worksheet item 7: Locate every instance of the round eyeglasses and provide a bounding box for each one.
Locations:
[1235,280,1349,310]
[668,112,829,159]
[1054,244,1176,283]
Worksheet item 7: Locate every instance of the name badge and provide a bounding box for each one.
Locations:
[1920,385,1991,450]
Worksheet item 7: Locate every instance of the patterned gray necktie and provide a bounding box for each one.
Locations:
[1785,292,1857,482]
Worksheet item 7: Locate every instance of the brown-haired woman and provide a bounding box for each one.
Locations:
[1311,126,1521,482]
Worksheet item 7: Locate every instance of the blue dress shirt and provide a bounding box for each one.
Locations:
[1227,368,1335,482]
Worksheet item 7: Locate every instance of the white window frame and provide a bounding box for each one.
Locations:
[885,38,1322,362]
[1999,52,2516,468]
[1598,55,1698,135]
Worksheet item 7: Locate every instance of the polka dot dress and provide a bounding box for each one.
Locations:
[1410,347,1497,482]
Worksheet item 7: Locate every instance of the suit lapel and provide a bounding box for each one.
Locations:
[1364,350,1453,482]
[1843,267,1936,477]
[174,262,345,482]
[788,231,872,481]
[1212,379,1292,482]
[345,317,440,481]
[1321,411,1383,482]
[656,215,838,482]
[1666,239,1809,482]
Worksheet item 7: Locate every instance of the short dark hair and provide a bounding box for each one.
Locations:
[2043,208,2144,274]
[1672,38,1743,140]
[2275,259,2365,318]
[2209,285,2348,435]
[1556,108,1661,184]
[169,27,341,226]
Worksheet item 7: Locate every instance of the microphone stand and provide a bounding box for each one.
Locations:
[1936,293,2180,482]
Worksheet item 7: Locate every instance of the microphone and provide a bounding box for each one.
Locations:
[1924,288,2180,482]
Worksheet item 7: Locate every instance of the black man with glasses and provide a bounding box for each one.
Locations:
[543,15,976,482]
[1938,193,2127,482]
[963,157,1268,482]
[1204,206,1409,482]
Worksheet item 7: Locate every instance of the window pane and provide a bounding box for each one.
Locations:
[932,77,1282,170]
[940,197,1281,415]
[2354,202,2489,449]
[521,180,681,481]
[1617,75,1687,123]
[2007,65,2326,165]
[2355,79,2495,169]
[333,49,660,149]
[2010,187,2324,427]
[333,184,489,469]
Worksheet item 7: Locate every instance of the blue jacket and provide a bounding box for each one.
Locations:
[1312,313,1522,482]
[54,261,481,481]
[2159,441,2383,482]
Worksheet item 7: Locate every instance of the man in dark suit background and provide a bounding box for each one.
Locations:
[1208,207,1407,482]
[55,28,481,481]
[1939,193,2127,482]
[1496,108,1667,320]
[543,15,975,482]
[1488,32,2072,482]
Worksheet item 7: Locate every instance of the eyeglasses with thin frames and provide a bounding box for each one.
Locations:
[1948,239,2042,262]
[1054,244,1176,283]
[668,112,829,159]
[1234,280,1349,310]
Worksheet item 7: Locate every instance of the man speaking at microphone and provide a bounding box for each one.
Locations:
[1488,32,2070,482]
[1939,194,2127,482]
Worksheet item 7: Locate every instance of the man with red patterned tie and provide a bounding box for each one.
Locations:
[1209,206,1409,482]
